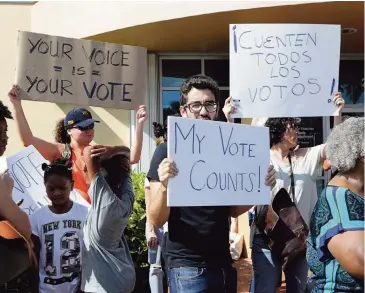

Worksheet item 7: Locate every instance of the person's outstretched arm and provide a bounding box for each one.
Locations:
[130,105,148,164]
[8,85,62,161]
[317,92,345,163]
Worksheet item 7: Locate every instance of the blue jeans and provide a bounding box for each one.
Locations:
[168,266,237,293]
[251,235,308,293]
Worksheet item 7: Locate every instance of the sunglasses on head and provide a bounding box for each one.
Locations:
[72,124,94,131]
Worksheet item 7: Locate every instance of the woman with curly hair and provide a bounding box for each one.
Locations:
[306,117,364,292]
[249,93,345,293]
[8,85,147,203]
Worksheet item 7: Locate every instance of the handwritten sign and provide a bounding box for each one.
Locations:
[2,146,90,216]
[229,24,341,118]
[167,117,270,207]
[16,31,147,110]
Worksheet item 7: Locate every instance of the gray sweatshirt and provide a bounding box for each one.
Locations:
[81,172,135,293]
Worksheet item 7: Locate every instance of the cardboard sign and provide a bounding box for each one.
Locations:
[167,117,270,207]
[16,31,147,110]
[230,24,341,118]
[2,146,89,216]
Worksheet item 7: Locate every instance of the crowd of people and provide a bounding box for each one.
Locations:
[0,74,363,293]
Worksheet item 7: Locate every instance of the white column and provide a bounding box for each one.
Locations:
[130,53,159,173]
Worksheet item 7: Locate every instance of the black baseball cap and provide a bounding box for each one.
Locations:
[64,108,100,129]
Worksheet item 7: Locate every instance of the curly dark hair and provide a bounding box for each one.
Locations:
[54,118,71,144]
[153,122,167,146]
[265,118,301,148]
[180,74,220,106]
[0,101,13,121]
[42,158,73,182]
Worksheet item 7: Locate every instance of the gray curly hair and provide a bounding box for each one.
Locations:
[326,117,364,173]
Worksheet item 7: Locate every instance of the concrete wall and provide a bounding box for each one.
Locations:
[0,3,131,158]
[30,1,323,38]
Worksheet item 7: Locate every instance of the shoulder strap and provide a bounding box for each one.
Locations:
[288,153,296,205]
[62,144,72,161]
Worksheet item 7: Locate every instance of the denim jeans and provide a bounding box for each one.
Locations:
[251,235,308,293]
[168,266,237,293]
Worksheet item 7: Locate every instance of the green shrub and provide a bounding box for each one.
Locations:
[125,171,150,292]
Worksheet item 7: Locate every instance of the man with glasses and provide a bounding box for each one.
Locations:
[147,74,276,293]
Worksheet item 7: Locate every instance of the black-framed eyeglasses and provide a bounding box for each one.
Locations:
[185,101,218,114]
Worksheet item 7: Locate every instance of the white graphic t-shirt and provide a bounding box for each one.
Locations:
[30,202,88,293]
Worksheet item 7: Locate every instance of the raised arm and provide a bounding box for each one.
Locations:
[8,85,62,161]
[83,145,101,180]
[130,105,148,164]
[85,149,133,246]
[319,92,345,162]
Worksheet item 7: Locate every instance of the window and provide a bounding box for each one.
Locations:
[204,59,229,87]
[162,59,201,87]
[162,90,180,120]
[339,60,364,105]
[160,57,239,123]
[297,117,323,148]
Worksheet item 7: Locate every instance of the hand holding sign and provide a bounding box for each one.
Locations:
[158,158,178,188]
[222,97,237,123]
[332,92,345,115]
[265,165,276,190]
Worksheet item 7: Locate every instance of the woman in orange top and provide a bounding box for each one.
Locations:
[8,85,147,203]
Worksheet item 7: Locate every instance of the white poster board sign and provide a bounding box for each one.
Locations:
[2,146,89,216]
[167,117,270,207]
[16,31,147,110]
[229,24,341,118]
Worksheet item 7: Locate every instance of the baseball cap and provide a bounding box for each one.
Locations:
[64,108,100,129]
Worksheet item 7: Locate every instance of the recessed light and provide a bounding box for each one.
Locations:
[341,28,357,34]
